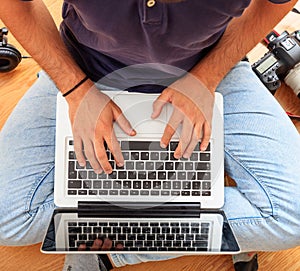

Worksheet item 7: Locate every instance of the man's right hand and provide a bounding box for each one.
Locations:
[66,85,136,174]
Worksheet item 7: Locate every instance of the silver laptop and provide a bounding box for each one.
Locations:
[41,90,240,254]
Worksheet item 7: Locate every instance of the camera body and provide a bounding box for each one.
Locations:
[252,30,300,93]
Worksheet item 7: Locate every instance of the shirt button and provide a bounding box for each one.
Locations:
[147,0,156,8]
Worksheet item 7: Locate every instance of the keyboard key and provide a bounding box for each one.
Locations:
[192,191,201,196]
[68,190,77,195]
[125,161,134,170]
[151,190,159,196]
[202,191,211,196]
[99,190,108,195]
[197,172,211,180]
[123,181,131,189]
[168,171,176,180]
[122,152,129,160]
[136,161,144,170]
[158,171,166,180]
[153,181,161,189]
[68,180,81,189]
[202,181,211,190]
[155,162,164,170]
[130,190,139,195]
[68,161,77,179]
[160,152,169,160]
[103,181,112,189]
[88,171,97,179]
[145,161,154,170]
[161,191,170,196]
[150,152,159,160]
[181,191,190,196]
[187,172,196,180]
[141,152,149,160]
[148,171,156,179]
[83,180,92,189]
[192,181,201,190]
[200,153,210,161]
[93,181,102,189]
[88,190,97,195]
[178,171,186,180]
[195,162,211,170]
[182,181,191,189]
[140,190,149,195]
[143,181,151,189]
[113,180,122,189]
[68,151,76,160]
[172,181,181,190]
[118,171,127,179]
[175,162,183,170]
[162,181,171,189]
[128,171,137,179]
[138,171,147,179]
[133,181,141,189]
[131,152,139,160]
[165,162,173,170]
[170,142,178,151]
[185,162,193,170]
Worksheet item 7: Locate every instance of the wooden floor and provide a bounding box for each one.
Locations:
[1,1,300,270]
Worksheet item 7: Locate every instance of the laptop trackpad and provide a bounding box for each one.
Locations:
[113,94,168,135]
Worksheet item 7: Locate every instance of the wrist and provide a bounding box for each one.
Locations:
[63,78,95,105]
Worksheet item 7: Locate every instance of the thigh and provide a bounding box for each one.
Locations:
[216,61,300,250]
[0,71,58,245]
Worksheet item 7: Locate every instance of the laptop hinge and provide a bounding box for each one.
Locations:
[78,201,201,218]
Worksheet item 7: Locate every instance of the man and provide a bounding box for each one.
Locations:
[0,0,300,271]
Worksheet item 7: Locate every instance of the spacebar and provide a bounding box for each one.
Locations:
[121,141,166,151]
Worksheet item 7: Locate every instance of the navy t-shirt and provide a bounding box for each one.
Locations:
[60,0,289,90]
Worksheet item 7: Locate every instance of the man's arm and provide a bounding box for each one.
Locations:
[191,0,298,92]
[0,0,90,97]
[153,0,297,157]
[0,0,135,174]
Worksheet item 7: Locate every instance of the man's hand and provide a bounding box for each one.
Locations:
[67,86,136,174]
[151,75,214,158]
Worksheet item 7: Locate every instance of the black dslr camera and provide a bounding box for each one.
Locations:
[252,30,300,94]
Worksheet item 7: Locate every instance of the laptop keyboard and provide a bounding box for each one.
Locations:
[67,139,212,197]
[67,219,211,251]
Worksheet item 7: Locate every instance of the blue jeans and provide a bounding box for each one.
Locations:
[0,62,300,267]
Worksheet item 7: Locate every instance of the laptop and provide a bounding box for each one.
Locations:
[41,89,240,254]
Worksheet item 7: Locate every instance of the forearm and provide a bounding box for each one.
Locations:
[191,0,298,92]
[0,0,91,98]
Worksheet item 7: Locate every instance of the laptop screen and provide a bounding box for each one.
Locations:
[41,208,240,254]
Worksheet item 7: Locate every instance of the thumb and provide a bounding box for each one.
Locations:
[151,90,171,119]
[114,110,136,136]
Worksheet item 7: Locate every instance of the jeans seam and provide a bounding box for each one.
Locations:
[224,147,278,218]
[24,163,55,218]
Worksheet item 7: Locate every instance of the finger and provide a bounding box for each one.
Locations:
[78,243,87,251]
[101,238,113,251]
[200,121,211,151]
[104,131,124,167]
[151,90,171,119]
[73,136,86,167]
[174,118,193,159]
[82,138,103,174]
[94,137,113,174]
[183,130,199,158]
[113,105,136,136]
[115,242,124,251]
[91,239,103,251]
[161,109,183,148]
